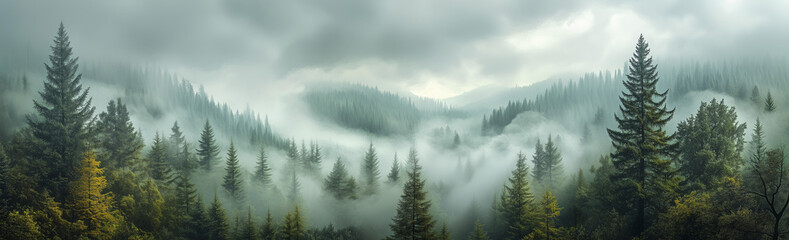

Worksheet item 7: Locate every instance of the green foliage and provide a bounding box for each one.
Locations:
[387,153,401,183]
[676,99,746,190]
[26,22,96,201]
[764,91,776,112]
[606,35,678,234]
[254,144,273,186]
[208,194,230,240]
[324,158,358,200]
[498,152,536,239]
[174,174,198,219]
[97,98,145,170]
[302,141,322,174]
[361,143,380,195]
[239,210,260,240]
[282,204,306,240]
[148,132,174,186]
[260,209,277,240]
[532,136,564,190]
[525,190,562,240]
[68,152,119,239]
[389,148,436,240]
[197,120,220,172]
[222,141,244,204]
[438,223,451,240]
[467,219,490,240]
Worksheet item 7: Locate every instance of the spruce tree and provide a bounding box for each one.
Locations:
[253,144,272,186]
[527,190,561,240]
[178,142,197,176]
[765,91,776,112]
[389,148,436,240]
[170,121,186,162]
[197,120,220,172]
[260,209,277,240]
[148,132,173,185]
[542,135,564,190]
[468,219,490,240]
[288,171,301,203]
[96,98,144,170]
[606,35,677,234]
[387,153,401,183]
[174,173,198,217]
[282,204,305,240]
[438,223,451,240]
[751,86,761,106]
[499,152,536,240]
[324,158,354,200]
[300,141,309,171]
[531,140,546,186]
[361,143,381,195]
[68,152,118,239]
[223,141,244,203]
[239,209,260,240]
[27,23,96,201]
[305,142,322,173]
[187,196,210,240]
[750,118,766,165]
[208,193,231,240]
[286,139,299,173]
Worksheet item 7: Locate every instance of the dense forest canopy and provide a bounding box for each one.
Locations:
[2,1,789,239]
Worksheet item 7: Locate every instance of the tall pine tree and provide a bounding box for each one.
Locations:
[361,143,381,195]
[96,98,144,170]
[282,204,305,240]
[27,23,96,201]
[387,153,401,183]
[148,132,173,186]
[499,152,536,240]
[68,152,118,239]
[197,120,220,172]
[389,148,436,240]
[253,144,273,186]
[208,193,230,240]
[260,209,277,240]
[606,35,677,234]
[765,91,776,112]
[223,141,244,204]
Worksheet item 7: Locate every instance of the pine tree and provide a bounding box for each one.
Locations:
[239,209,260,240]
[438,223,451,240]
[68,152,118,239]
[324,158,356,200]
[750,118,767,165]
[174,173,198,217]
[453,132,461,148]
[288,171,301,203]
[178,142,198,176]
[260,209,277,240]
[527,190,562,240]
[170,121,186,162]
[148,132,174,186]
[208,193,231,240]
[286,139,299,173]
[606,35,677,234]
[361,143,380,195]
[542,135,564,190]
[751,86,761,106]
[499,152,536,240]
[765,91,776,112]
[96,98,144,170]
[531,139,546,187]
[468,219,490,240]
[27,23,96,201]
[197,120,220,172]
[187,197,210,240]
[254,144,273,186]
[300,141,309,171]
[305,141,322,173]
[389,148,436,240]
[282,204,305,240]
[568,169,589,226]
[223,141,244,203]
[387,153,401,183]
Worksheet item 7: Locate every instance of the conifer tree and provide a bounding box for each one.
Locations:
[239,209,260,240]
[304,141,322,173]
[27,23,96,200]
[148,132,173,185]
[387,153,401,183]
[186,196,210,240]
[68,152,118,239]
[96,98,144,170]
[223,141,244,203]
[178,142,198,176]
[750,119,766,165]
[174,173,198,217]
[197,120,220,172]
[286,139,299,173]
[208,193,231,240]
[324,158,357,200]
[438,223,451,240]
[254,144,272,186]
[765,91,776,112]
[499,152,536,240]
[606,35,677,234]
[751,86,761,106]
[260,209,277,240]
[361,143,381,195]
[542,135,564,190]
[389,148,436,240]
[468,219,490,240]
[527,190,562,240]
[531,140,546,186]
[288,171,301,203]
[300,141,309,171]
[170,121,186,162]
[282,205,305,240]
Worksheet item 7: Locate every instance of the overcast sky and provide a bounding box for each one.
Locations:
[2,0,788,100]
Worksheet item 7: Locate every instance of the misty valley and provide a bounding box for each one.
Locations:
[3,4,789,240]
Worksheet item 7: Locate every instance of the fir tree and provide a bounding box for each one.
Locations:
[187,197,210,240]
[170,121,186,162]
[27,23,96,201]
[324,158,357,200]
[389,148,436,240]
[751,86,761,106]
[288,171,301,203]
[197,120,220,172]
[361,143,381,195]
[438,223,451,240]
[468,219,490,240]
[765,91,776,112]
[282,204,305,240]
[96,98,144,170]
[387,153,401,183]
[300,141,309,171]
[527,190,562,240]
[68,152,118,239]
[174,173,198,217]
[750,118,767,165]
[606,35,678,234]
[239,209,260,240]
[305,141,322,173]
[208,193,231,240]
[499,152,536,240]
[178,142,198,176]
[286,139,299,173]
[531,139,546,186]
[148,132,173,185]
[542,135,564,190]
[223,141,244,203]
[254,144,273,186]
[260,209,277,240]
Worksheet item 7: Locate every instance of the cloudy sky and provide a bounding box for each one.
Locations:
[2,0,788,100]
